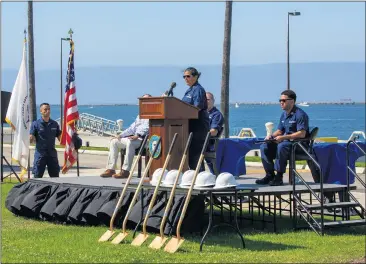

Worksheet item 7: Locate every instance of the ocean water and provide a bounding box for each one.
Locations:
[20,104,366,140]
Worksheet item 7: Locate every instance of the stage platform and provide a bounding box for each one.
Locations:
[5,176,356,234]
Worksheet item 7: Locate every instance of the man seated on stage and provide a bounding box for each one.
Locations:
[205,92,224,174]
[100,94,151,179]
[30,103,62,178]
[256,90,309,186]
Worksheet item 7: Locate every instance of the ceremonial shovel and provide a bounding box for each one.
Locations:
[98,136,148,242]
[149,132,193,250]
[164,131,211,253]
[111,136,162,245]
[131,133,178,246]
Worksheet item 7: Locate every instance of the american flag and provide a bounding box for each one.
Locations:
[60,40,79,174]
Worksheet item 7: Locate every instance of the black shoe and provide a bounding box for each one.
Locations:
[255,174,274,185]
[269,177,284,186]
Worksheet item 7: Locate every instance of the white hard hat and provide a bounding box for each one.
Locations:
[179,170,195,188]
[162,169,183,186]
[151,168,169,186]
[194,171,216,189]
[213,172,238,189]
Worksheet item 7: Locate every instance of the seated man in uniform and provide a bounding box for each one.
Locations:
[205,92,224,174]
[30,103,62,178]
[256,90,309,186]
[100,94,151,179]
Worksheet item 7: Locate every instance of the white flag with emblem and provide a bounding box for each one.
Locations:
[5,41,30,176]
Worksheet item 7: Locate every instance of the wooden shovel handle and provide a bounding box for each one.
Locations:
[121,136,162,233]
[142,133,178,234]
[158,132,193,237]
[176,131,211,239]
[108,136,148,231]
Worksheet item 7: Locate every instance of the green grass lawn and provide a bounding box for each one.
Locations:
[1,182,365,263]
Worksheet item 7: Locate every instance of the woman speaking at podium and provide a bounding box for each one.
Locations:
[181,67,210,172]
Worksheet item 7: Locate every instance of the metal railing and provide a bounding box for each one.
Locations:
[56,113,123,136]
[346,139,366,219]
[291,141,324,235]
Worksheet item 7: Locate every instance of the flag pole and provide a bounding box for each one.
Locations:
[69,28,80,177]
[25,29,31,181]
[68,29,80,177]
[76,149,79,177]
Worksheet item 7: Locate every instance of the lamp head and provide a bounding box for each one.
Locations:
[289,11,301,16]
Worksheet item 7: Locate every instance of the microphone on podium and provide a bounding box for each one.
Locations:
[164,82,176,97]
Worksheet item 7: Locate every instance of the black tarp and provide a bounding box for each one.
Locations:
[5,180,206,235]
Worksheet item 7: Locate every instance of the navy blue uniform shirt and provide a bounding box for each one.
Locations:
[208,106,224,135]
[182,82,209,133]
[30,118,61,155]
[277,106,309,136]
[207,106,224,151]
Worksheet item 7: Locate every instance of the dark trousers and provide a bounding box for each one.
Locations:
[32,151,60,178]
[189,133,206,172]
[260,141,294,175]
[261,141,334,199]
[205,158,215,174]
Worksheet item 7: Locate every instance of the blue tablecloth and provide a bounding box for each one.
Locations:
[216,138,365,184]
[312,142,365,184]
[216,138,262,176]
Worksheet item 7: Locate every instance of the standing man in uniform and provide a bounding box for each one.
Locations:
[100,94,151,178]
[29,103,62,178]
[256,90,309,186]
[205,92,224,173]
[181,67,210,172]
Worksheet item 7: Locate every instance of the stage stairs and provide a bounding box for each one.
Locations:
[291,139,366,236]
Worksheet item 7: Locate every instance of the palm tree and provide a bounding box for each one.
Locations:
[220,1,232,138]
[28,1,37,122]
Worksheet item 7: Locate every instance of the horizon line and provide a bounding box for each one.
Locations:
[3,60,365,71]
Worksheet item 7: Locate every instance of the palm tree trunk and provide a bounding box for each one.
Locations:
[28,1,37,122]
[220,1,233,138]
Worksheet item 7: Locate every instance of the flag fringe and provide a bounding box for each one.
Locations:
[11,157,28,182]
[5,118,16,131]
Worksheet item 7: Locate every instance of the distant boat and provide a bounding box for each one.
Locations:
[235,102,239,108]
[298,102,309,107]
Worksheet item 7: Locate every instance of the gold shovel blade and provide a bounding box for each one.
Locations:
[131,233,149,247]
[149,236,168,250]
[164,237,185,253]
[111,232,128,244]
[98,230,115,242]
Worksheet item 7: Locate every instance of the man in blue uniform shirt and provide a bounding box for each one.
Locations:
[205,92,224,173]
[29,103,62,178]
[256,90,309,186]
[181,67,210,171]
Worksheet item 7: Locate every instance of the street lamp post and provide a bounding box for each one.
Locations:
[60,28,73,125]
[287,11,301,90]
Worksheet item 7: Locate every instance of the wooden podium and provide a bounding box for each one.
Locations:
[139,96,199,177]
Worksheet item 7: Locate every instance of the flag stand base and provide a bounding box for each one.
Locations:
[1,125,21,183]
[1,156,21,183]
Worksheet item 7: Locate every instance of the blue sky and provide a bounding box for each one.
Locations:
[1,2,365,70]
